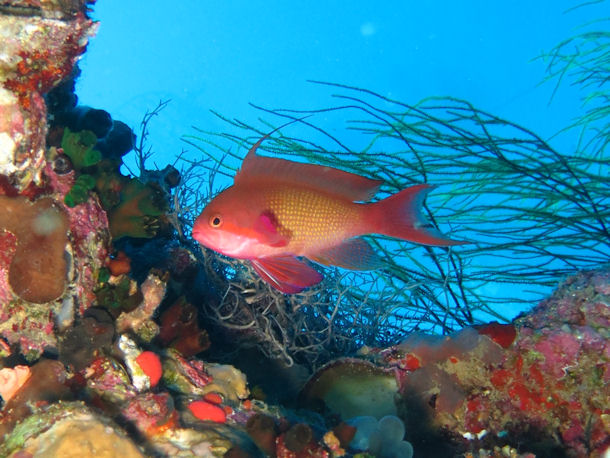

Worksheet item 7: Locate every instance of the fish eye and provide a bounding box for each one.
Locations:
[209,214,223,228]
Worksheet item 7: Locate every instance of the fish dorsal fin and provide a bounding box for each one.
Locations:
[235,139,383,202]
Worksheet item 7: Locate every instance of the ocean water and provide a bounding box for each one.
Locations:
[76,1,607,325]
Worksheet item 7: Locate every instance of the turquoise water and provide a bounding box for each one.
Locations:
[77,1,596,164]
[76,1,608,325]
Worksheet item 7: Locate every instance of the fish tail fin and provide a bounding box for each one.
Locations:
[370,184,462,246]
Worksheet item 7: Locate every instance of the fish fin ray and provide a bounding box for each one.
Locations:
[236,153,382,201]
[250,256,323,294]
[372,184,463,245]
[310,238,383,271]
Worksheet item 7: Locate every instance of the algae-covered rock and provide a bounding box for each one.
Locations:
[299,358,398,419]
[163,349,249,403]
[0,401,145,458]
[0,1,95,191]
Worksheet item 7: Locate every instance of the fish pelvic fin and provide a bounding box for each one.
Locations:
[250,256,323,294]
[369,184,462,246]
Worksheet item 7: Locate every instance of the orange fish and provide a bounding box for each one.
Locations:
[193,132,460,293]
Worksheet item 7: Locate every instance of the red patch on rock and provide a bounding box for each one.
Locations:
[476,322,517,348]
[203,392,223,405]
[403,353,421,371]
[188,400,227,423]
[135,351,162,387]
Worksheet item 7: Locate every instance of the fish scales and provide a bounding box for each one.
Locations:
[262,185,360,255]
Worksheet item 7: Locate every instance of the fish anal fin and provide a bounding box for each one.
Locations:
[236,153,382,202]
[252,210,290,247]
[250,256,323,294]
[310,238,383,271]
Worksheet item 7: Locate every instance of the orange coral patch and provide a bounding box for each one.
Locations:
[187,400,227,423]
[0,196,69,303]
[203,392,223,405]
[135,351,162,387]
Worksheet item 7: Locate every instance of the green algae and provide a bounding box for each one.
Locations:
[64,173,95,207]
[61,127,101,169]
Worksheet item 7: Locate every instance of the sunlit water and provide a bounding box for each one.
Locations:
[76,1,608,328]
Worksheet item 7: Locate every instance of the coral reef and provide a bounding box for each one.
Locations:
[0,144,109,360]
[0,0,95,191]
[1,1,609,457]
[359,269,610,457]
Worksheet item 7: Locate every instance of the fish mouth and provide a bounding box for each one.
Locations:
[191,227,211,248]
[191,228,252,259]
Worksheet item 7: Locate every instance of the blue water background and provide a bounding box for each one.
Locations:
[76,1,605,322]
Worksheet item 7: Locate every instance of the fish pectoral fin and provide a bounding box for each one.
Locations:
[252,210,290,247]
[310,238,383,271]
[250,256,323,294]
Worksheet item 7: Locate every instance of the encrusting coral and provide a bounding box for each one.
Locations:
[358,269,610,457]
[0,0,95,191]
[0,195,69,303]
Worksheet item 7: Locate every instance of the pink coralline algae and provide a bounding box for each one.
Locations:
[44,160,110,314]
[122,392,179,437]
[381,268,610,457]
